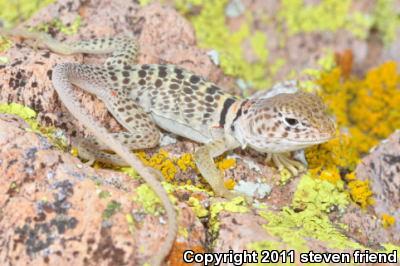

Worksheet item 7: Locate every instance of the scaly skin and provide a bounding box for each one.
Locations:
[1,28,336,265]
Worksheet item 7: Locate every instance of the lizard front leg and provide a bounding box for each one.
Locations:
[194,138,241,199]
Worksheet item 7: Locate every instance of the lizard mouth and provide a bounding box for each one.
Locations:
[286,135,334,144]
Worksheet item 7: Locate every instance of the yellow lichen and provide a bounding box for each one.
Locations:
[381,213,396,228]
[347,179,375,209]
[175,153,196,172]
[135,149,177,181]
[216,157,236,171]
[70,147,79,157]
[223,178,236,190]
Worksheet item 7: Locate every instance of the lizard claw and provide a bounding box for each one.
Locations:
[267,153,306,176]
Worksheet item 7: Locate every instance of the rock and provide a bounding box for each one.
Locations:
[331,131,400,248]
[354,130,400,241]
[0,114,205,265]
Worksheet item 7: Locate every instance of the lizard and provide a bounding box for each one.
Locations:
[0,28,336,265]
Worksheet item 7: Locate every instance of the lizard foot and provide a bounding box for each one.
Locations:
[266,153,306,176]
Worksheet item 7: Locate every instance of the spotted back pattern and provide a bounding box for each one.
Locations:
[101,63,238,142]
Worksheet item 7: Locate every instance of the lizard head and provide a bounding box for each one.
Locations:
[233,91,336,153]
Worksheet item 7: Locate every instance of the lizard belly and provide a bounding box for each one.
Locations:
[150,112,213,144]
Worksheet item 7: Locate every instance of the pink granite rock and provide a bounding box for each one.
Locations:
[0,114,205,265]
[354,130,400,241]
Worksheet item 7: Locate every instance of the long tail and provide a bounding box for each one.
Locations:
[52,63,177,266]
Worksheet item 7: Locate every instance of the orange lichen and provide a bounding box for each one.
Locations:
[306,131,359,182]
[381,213,396,228]
[317,61,400,156]
[335,49,353,78]
[167,242,205,266]
[306,61,399,208]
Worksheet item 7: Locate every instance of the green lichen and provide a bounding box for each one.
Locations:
[279,0,372,39]
[209,197,248,237]
[178,227,189,238]
[174,0,274,89]
[0,103,68,150]
[138,0,154,6]
[258,207,363,252]
[187,196,208,218]
[120,166,140,180]
[0,0,54,27]
[373,0,400,45]
[0,36,12,53]
[249,31,268,62]
[292,174,349,212]
[382,243,400,260]
[125,213,136,234]
[249,173,361,254]
[33,16,82,35]
[98,190,111,199]
[134,183,163,215]
[0,103,39,130]
[102,200,122,220]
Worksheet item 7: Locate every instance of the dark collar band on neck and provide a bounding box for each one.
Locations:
[230,99,248,131]
[219,98,236,127]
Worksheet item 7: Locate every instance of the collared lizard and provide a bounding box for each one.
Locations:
[1,28,336,265]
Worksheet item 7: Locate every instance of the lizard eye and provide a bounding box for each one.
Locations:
[284,117,299,126]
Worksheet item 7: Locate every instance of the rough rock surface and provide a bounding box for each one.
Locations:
[1,0,400,265]
[348,130,400,242]
[0,114,205,265]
